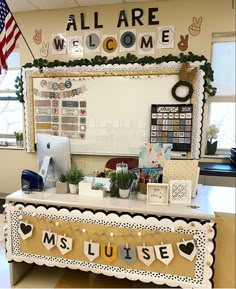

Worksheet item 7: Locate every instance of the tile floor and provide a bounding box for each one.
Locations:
[0,214,159,288]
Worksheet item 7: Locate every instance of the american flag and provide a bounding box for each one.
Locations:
[0,0,21,72]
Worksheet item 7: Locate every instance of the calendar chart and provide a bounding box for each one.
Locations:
[150,104,193,152]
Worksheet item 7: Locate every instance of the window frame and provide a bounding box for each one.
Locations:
[0,49,23,148]
[206,33,236,156]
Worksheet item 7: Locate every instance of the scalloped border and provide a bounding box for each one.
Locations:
[5,203,215,288]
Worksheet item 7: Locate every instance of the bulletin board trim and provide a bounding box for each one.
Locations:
[5,203,216,288]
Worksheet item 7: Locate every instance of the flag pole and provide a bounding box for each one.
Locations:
[4,0,36,62]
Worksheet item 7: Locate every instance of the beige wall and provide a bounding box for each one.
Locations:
[0,0,235,193]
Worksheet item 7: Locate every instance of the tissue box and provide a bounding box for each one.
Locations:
[79,177,110,197]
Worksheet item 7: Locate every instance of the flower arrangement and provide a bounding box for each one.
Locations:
[206,124,219,155]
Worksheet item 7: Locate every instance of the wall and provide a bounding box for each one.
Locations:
[0,0,235,193]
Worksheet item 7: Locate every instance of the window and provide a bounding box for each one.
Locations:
[208,35,236,154]
[0,51,23,147]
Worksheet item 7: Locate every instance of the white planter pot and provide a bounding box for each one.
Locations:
[69,183,78,194]
[119,188,130,199]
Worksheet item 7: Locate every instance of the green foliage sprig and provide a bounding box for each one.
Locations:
[15,52,216,103]
[15,75,24,103]
[65,167,84,185]
[14,131,23,141]
[116,171,134,190]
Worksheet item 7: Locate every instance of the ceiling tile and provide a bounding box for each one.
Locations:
[6,0,152,13]
[6,0,37,12]
[75,0,123,6]
[30,0,80,10]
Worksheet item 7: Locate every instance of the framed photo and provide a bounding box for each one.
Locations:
[169,180,192,204]
[147,183,169,205]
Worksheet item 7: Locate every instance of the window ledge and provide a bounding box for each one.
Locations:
[0,145,24,150]
[202,154,229,159]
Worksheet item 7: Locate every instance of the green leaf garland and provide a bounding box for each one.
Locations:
[15,52,216,103]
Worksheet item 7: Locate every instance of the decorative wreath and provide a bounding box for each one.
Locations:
[171,80,193,102]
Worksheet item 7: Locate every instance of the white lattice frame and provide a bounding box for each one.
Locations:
[5,203,215,288]
[22,61,205,158]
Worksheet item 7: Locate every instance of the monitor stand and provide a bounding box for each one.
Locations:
[39,156,51,186]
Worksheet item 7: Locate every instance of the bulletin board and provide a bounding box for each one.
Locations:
[22,61,205,158]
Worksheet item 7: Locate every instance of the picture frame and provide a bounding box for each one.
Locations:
[169,180,192,204]
[147,183,169,205]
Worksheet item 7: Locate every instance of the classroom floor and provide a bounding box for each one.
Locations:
[0,214,161,288]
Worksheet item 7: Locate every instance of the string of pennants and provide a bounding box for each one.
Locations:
[33,84,87,99]
[19,221,197,266]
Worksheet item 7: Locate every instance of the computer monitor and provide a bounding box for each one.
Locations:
[36,133,71,184]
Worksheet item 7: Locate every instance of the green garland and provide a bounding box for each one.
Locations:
[15,52,216,103]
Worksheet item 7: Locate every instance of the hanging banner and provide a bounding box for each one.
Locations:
[5,203,216,288]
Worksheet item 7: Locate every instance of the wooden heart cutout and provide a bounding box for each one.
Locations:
[179,242,194,255]
[20,223,32,235]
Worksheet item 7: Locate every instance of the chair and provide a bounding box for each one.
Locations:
[104,157,139,176]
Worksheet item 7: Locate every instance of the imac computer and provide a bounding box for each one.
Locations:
[36,133,71,186]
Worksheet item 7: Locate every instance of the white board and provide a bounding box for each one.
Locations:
[23,61,205,158]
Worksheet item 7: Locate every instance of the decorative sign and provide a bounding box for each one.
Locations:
[154,243,174,265]
[169,180,192,204]
[177,240,197,262]
[157,25,175,49]
[150,104,193,151]
[147,183,169,205]
[42,230,57,250]
[52,33,67,55]
[57,234,73,255]
[189,17,203,37]
[101,243,118,264]
[84,241,100,262]
[119,245,136,265]
[33,77,87,139]
[5,203,215,288]
[137,245,156,267]
[19,221,33,240]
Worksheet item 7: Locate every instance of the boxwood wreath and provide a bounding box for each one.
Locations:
[171,80,194,102]
[15,52,216,103]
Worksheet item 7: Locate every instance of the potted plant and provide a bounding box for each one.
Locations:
[108,171,119,198]
[14,131,23,147]
[56,174,68,194]
[65,167,84,194]
[116,171,134,198]
[206,124,219,155]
